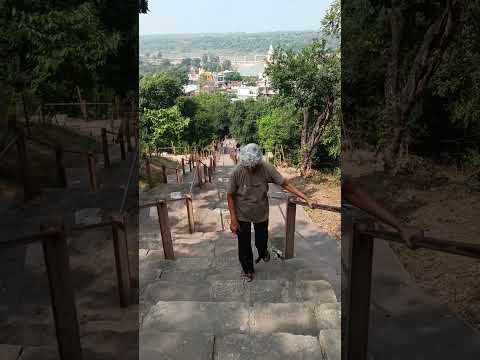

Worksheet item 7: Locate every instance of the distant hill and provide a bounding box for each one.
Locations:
[140,31,338,58]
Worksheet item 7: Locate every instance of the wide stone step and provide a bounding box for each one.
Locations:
[140,331,214,360]
[252,302,317,335]
[140,256,339,291]
[142,301,323,336]
[142,301,251,335]
[215,333,322,360]
[139,239,214,257]
[141,280,337,305]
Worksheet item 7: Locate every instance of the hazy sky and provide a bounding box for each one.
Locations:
[140,0,331,35]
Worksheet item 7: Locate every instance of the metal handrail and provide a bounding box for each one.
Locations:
[139,196,187,209]
[119,145,139,214]
[346,210,480,360]
[362,229,480,259]
[189,161,198,194]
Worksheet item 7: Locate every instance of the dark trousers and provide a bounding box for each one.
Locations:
[237,220,268,273]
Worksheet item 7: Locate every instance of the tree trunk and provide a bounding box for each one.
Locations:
[299,98,334,175]
[382,0,460,174]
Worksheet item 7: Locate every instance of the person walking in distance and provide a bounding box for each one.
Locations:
[227,143,314,282]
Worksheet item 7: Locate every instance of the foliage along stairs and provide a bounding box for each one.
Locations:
[139,153,341,360]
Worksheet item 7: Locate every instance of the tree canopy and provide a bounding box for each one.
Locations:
[265,39,340,172]
[139,72,184,110]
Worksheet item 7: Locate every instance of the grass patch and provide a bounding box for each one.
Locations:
[149,156,179,169]
[140,156,180,187]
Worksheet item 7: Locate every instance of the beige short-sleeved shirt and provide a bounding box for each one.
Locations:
[227,161,285,223]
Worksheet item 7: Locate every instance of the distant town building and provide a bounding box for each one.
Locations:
[237,85,259,100]
[188,72,199,84]
[267,44,274,64]
[183,84,198,96]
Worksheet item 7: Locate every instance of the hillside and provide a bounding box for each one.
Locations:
[140,31,338,57]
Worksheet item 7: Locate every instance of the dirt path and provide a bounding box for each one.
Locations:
[277,166,341,241]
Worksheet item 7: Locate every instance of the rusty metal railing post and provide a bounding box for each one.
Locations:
[55,145,67,188]
[285,197,296,259]
[42,227,82,360]
[111,218,132,307]
[185,194,195,234]
[119,130,126,160]
[101,128,110,168]
[144,154,153,189]
[87,153,97,191]
[15,126,35,200]
[197,161,203,188]
[205,164,211,183]
[345,222,374,360]
[157,200,175,260]
[125,116,132,152]
[203,164,207,182]
[161,165,167,183]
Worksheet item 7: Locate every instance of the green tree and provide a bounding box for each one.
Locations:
[177,96,198,119]
[265,40,340,173]
[257,107,301,155]
[139,72,184,110]
[229,98,270,145]
[194,93,232,139]
[380,0,463,174]
[225,72,242,82]
[321,0,341,37]
[140,106,190,150]
[2,3,120,103]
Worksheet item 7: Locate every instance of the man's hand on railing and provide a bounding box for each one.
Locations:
[399,226,424,250]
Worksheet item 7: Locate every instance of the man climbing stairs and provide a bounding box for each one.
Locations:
[139,153,341,359]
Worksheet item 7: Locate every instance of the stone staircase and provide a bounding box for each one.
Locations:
[0,138,139,360]
[139,154,341,360]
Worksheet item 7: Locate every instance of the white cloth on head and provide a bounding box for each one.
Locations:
[239,143,262,167]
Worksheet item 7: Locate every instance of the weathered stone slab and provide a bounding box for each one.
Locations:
[213,238,238,257]
[215,333,321,360]
[142,281,211,302]
[173,241,214,257]
[210,280,249,302]
[316,308,341,331]
[252,303,317,336]
[248,280,293,304]
[319,329,341,360]
[298,280,337,303]
[142,301,250,335]
[139,258,168,287]
[158,257,212,282]
[210,254,240,269]
[140,331,214,360]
